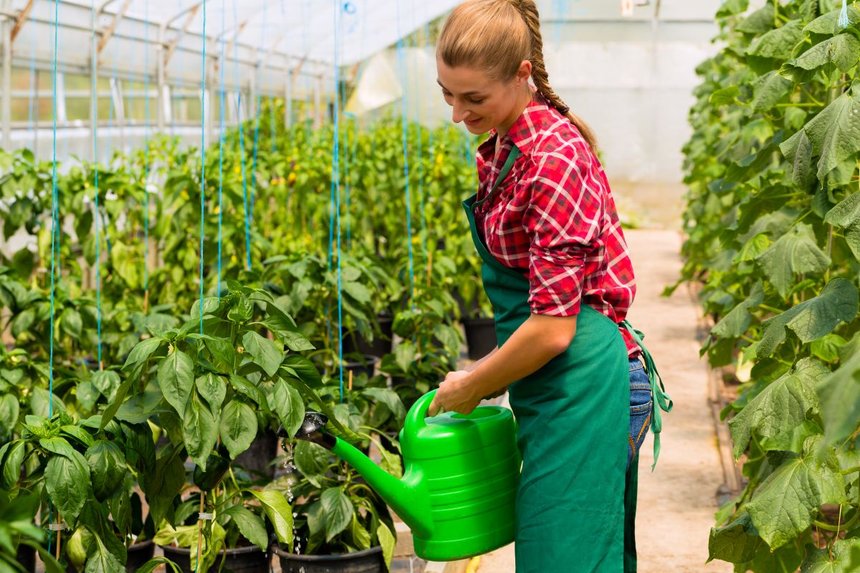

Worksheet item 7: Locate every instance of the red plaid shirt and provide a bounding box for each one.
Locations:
[473,96,639,357]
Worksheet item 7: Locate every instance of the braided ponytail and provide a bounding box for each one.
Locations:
[512,0,598,152]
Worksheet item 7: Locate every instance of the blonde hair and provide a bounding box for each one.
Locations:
[438,0,598,152]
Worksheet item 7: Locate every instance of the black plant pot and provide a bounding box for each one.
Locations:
[343,316,394,358]
[463,317,497,360]
[16,544,36,573]
[342,354,379,380]
[273,544,385,573]
[126,540,155,572]
[158,545,268,573]
[234,429,279,480]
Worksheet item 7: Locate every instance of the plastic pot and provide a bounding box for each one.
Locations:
[158,545,268,573]
[463,317,497,360]
[272,544,386,573]
[126,540,155,572]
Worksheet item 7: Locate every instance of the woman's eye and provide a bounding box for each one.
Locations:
[468,97,485,105]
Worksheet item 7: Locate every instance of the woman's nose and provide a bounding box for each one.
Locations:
[451,102,468,124]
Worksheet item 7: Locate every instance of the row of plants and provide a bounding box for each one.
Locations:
[678,0,860,571]
[0,104,487,571]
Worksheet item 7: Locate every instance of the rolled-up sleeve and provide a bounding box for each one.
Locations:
[522,145,605,316]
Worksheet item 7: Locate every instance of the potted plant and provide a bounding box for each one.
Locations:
[271,381,403,573]
[113,283,315,571]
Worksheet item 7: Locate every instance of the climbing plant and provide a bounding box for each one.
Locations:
[679,0,860,570]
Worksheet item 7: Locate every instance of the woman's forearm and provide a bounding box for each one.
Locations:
[465,346,499,372]
[463,314,577,401]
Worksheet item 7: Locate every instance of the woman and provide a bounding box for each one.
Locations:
[426,1,671,571]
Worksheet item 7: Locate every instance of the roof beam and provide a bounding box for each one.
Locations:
[162,3,201,68]
[97,0,132,56]
[10,0,35,43]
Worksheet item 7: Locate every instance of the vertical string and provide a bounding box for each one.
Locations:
[215,0,226,295]
[838,0,850,29]
[91,0,103,370]
[143,0,151,311]
[395,2,414,304]
[198,0,208,335]
[332,0,345,402]
[49,0,60,417]
[232,1,252,271]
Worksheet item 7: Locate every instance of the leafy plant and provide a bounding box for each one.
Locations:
[679,1,860,570]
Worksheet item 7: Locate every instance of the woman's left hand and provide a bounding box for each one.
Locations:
[428,370,481,416]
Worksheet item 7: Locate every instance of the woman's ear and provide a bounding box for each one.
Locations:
[517,60,532,84]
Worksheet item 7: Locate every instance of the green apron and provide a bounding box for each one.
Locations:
[463,145,638,572]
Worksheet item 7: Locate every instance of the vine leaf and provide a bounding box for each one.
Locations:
[712,283,764,339]
[708,512,765,564]
[728,358,828,458]
[791,33,860,72]
[825,192,860,259]
[780,90,860,181]
[818,334,860,444]
[746,438,845,549]
[757,278,858,357]
[805,6,860,35]
[757,224,831,298]
[801,538,860,572]
[746,20,804,60]
[737,4,776,34]
[751,70,793,112]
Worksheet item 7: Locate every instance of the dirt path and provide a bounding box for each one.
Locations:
[477,229,732,573]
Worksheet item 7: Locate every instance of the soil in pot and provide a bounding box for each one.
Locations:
[234,428,279,480]
[273,544,385,573]
[463,317,496,360]
[159,545,268,573]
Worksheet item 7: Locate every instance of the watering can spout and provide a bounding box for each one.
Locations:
[291,412,434,538]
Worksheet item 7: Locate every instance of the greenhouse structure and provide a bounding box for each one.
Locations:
[0,0,858,572]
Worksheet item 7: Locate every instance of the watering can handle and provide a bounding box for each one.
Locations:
[405,389,438,431]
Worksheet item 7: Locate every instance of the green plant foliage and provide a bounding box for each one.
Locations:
[681,1,860,570]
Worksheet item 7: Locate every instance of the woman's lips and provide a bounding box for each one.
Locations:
[465,117,482,127]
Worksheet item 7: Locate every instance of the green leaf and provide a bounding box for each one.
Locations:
[0,395,19,439]
[712,283,764,339]
[825,192,860,258]
[746,441,845,549]
[780,91,860,181]
[746,20,804,60]
[182,393,218,470]
[157,348,194,414]
[250,489,294,546]
[91,370,121,402]
[320,487,354,543]
[0,440,25,488]
[281,355,322,386]
[343,281,372,305]
[805,6,860,34]
[818,340,860,444]
[790,130,815,189]
[350,514,372,550]
[802,539,860,573]
[60,307,83,339]
[728,358,829,457]
[85,440,126,501]
[293,441,332,487]
[271,380,305,438]
[123,337,163,370]
[377,520,396,570]
[228,374,266,407]
[224,505,268,551]
[792,33,860,72]
[737,4,775,34]
[281,330,315,352]
[363,387,406,426]
[242,331,284,377]
[129,558,181,573]
[84,537,124,573]
[708,512,765,564]
[757,224,831,298]
[219,400,257,459]
[204,336,236,372]
[737,234,771,262]
[394,341,416,374]
[195,373,226,413]
[716,0,748,19]
[751,70,793,112]
[45,454,89,522]
[758,279,858,357]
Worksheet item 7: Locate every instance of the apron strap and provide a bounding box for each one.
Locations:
[473,144,522,209]
[622,320,673,471]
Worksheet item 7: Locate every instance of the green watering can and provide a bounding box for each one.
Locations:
[292,390,520,561]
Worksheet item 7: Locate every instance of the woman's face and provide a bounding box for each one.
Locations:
[436,58,530,135]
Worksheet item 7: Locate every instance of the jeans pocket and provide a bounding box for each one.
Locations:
[628,374,652,466]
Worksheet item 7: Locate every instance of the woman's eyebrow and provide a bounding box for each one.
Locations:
[436,79,483,97]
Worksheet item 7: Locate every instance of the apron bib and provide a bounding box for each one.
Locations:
[463,144,637,572]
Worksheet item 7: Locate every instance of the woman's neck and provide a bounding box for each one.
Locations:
[496,86,535,137]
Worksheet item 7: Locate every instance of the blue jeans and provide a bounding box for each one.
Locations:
[628,358,652,467]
